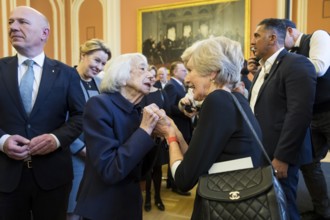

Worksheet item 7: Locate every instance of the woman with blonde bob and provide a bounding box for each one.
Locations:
[154,36,265,220]
[67,38,111,220]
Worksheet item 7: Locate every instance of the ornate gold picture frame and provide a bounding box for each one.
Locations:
[138,0,250,66]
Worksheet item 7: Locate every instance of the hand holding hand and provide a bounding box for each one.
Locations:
[3,135,30,160]
[140,103,160,135]
[154,113,176,139]
[29,134,58,155]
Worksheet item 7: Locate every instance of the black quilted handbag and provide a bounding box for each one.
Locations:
[197,94,288,220]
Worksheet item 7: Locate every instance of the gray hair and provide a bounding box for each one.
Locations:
[100,53,147,93]
[181,36,244,89]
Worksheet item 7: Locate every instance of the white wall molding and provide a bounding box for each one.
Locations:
[1,0,8,56]
[9,0,17,55]
[296,0,308,33]
[277,0,286,18]
[55,0,66,62]
[71,0,121,64]
[49,0,59,59]
[102,0,121,58]
[71,0,84,65]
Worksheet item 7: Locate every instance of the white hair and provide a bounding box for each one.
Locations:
[100,53,147,93]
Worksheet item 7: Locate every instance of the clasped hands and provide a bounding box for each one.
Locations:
[3,134,58,160]
[140,103,175,138]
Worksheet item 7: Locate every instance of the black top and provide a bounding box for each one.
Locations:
[139,88,170,113]
[173,90,264,220]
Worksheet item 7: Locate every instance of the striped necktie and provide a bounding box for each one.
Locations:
[19,59,35,115]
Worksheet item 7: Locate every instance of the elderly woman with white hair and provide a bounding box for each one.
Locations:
[75,53,163,220]
[154,36,265,220]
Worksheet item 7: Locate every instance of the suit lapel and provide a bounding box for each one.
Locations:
[31,57,58,116]
[171,78,185,93]
[2,56,28,115]
[256,50,287,102]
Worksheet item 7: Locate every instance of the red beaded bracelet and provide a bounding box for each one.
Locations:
[167,136,178,145]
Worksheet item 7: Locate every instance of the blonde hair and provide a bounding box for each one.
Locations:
[181,36,243,89]
[79,39,111,61]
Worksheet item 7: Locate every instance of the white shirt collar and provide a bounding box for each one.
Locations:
[259,47,285,73]
[294,33,304,47]
[17,52,45,67]
[171,77,184,86]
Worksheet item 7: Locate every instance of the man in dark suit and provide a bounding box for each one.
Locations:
[249,18,316,220]
[0,6,85,220]
[164,61,193,196]
[154,66,168,89]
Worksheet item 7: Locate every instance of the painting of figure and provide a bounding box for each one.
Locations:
[138,0,249,66]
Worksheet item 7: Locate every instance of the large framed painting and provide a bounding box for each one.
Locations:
[138,0,250,67]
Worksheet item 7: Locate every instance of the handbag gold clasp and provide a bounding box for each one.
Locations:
[229,191,240,200]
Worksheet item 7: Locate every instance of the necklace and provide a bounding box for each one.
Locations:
[85,81,92,89]
[82,78,92,89]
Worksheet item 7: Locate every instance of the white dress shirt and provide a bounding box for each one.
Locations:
[18,53,45,107]
[295,31,330,77]
[250,48,284,113]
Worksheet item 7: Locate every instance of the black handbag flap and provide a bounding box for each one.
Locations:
[198,166,274,202]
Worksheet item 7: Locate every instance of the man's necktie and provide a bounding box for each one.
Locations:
[19,59,35,115]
